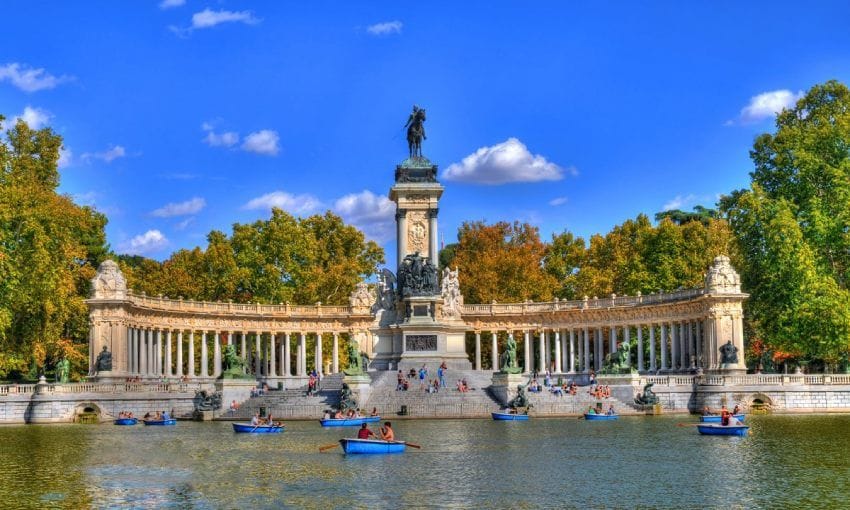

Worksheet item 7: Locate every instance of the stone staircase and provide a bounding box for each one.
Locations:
[524,380,645,415]
[225,373,345,420]
[363,368,502,418]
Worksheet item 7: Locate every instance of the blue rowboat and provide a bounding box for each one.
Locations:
[114,418,138,426]
[232,422,284,434]
[492,412,529,421]
[319,416,380,427]
[584,413,618,421]
[143,419,176,426]
[699,414,745,423]
[339,438,406,454]
[697,423,749,436]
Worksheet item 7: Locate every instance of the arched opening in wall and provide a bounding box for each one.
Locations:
[75,402,102,424]
[749,394,773,414]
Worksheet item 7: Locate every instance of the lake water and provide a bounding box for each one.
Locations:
[1,414,849,509]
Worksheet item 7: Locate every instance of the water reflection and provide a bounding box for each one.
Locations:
[2,415,850,508]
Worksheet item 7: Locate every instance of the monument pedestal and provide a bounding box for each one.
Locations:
[491,372,528,407]
[92,370,129,383]
[216,378,257,411]
[343,373,372,410]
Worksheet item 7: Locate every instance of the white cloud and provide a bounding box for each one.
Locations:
[81,145,126,164]
[58,146,72,168]
[241,129,279,156]
[175,217,195,230]
[119,230,168,255]
[2,106,52,131]
[736,89,803,124]
[243,191,321,215]
[367,21,403,36]
[442,138,569,185]
[192,8,259,28]
[203,130,239,147]
[549,197,568,206]
[0,62,71,92]
[72,191,98,206]
[159,0,185,9]
[662,194,698,211]
[333,190,396,242]
[151,197,206,218]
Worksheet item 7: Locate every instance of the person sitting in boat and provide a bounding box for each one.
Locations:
[732,404,741,415]
[144,412,151,420]
[380,422,395,441]
[323,410,331,420]
[606,405,616,415]
[334,409,344,419]
[162,410,170,420]
[251,413,260,426]
[702,406,715,416]
[370,407,378,417]
[720,406,731,426]
[128,412,134,419]
[587,406,596,415]
[357,423,375,439]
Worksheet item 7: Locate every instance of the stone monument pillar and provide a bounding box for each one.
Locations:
[702,255,748,375]
[85,260,131,382]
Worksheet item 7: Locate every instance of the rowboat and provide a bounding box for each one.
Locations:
[339,438,407,454]
[491,411,529,421]
[699,414,745,423]
[319,416,381,427]
[232,422,284,433]
[697,423,749,436]
[114,418,138,425]
[143,418,177,426]
[584,413,618,421]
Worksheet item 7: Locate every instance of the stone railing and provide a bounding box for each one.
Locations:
[0,381,206,396]
[459,288,706,316]
[128,291,361,317]
[642,374,850,387]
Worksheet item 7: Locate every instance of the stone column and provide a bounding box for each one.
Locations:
[198,331,207,378]
[428,209,438,264]
[538,330,546,373]
[609,326,617,359]
[254,333,261,376]
[637,326,644,372]
[127,328,135,374]
[679,322,687,371]
[332,332,339,374]
[165,330,172,377]
[554,330,562,373]
[568,329,576,372]
[583,327,590,373]
[213,331,222,378]
[176,330,183,377]
[669,322,679,370]
[523,331,531,373]
[396,209,407,269]
[475,331,482,371]
[649,325,657,373]
[240,332,247,365]
[491,332,498,371]
[690,321,697,368]
[284,332,292,376]
[152,330,159,376]
[596,327,604,371]
[187,330,195,378]
[624,326,631,369]
[146,329,153,376]
[227,332,233,346]
[544,331,551,371]
[659,323,668,371]
[315,332,323,375]
[157,330,164,375]
[268,332,277,377]
[298,333,306,376]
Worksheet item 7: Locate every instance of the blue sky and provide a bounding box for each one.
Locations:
[3,2,849,269]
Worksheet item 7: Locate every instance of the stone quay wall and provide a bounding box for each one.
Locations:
[0,382,206,423]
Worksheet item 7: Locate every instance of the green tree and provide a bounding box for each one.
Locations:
[0,118,108,378]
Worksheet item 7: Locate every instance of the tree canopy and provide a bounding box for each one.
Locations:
[0,118,108,379]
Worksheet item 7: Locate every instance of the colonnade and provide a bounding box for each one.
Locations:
[471,318,713,374]
[124,327,349,379]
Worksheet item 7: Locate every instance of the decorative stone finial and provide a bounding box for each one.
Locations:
[90,259,127,300]
[705,255,741,294]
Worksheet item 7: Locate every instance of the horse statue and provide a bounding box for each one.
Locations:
[405,105,427,158]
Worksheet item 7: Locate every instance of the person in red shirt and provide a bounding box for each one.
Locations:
[357,423,375,439]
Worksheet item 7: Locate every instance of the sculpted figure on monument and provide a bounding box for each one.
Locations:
[440,267,464,317]
[343,338,363,376]
[349,282,374,309]
[222,344,246,377]
[398,252,439,297]
[405,105,427,158]
[499,334,522,374]
[374,269,397,312]
[55,357,70,383]
[195,390,222,411]
[507,384,532,411]
[95,345,112,372]
[720,340,739,364]
[634,382,658,406]
[338,383,358,412]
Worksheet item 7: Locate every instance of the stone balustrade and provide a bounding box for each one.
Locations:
[640,374,850,387]
[0,382,206,396]
[130,292,362,317]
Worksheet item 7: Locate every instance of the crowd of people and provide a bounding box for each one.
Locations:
[585,404,617,415]
[116,410,135,419]
[142,410,171,421]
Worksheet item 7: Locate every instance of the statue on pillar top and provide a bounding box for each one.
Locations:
[405,105,427,159]
[705,255,741,294]
[397,252,438,297]
[499,334,522,374]
[95,346,112,372]
[720,340,739,365]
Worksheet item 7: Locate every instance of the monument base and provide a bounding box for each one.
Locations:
[343,374,372,410]
[215,378,257,411]
[91,370,130,383]
[491,372,529,407]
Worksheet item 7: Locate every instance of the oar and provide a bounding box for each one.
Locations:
[403,442,421,449]
[319,443,340,452]
[676,423,701,427]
